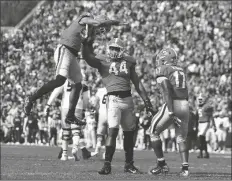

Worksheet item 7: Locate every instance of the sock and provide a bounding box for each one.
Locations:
[95,135,103,153]
[123,131,135,163]
[105,146,116,163]
[157,157,166,166]
[62,140,68,156]
[151,139,164,158]
[182,162,189,170]
[72,135,80,151]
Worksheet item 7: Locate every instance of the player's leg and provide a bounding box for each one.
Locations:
[95,115,107,155]
[24,45,67,115]
[174,100,190,177]
[148,104,171,175]
[197,122,210,158]
[120,98,142,174]
[98,96,120,175]
[64,52,84,125]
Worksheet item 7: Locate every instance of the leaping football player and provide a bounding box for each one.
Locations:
[82,38,154,175]
[148,48,190,177]
[196,93,216,159]
[44,80,96,161]
[24,13,122,126]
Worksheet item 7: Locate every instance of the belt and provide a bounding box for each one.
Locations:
[107,90,132,98]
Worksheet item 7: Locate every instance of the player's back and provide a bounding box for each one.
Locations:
[96,87,107,111]
[156,64,188,100]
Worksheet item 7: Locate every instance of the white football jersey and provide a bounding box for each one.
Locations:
[95,87,107,111]
[62,81,87,109]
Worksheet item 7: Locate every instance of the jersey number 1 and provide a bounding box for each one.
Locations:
[173,71,186,88]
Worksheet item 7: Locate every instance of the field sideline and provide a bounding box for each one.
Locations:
[1,144,231,180]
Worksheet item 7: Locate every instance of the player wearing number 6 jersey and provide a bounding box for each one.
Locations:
[82,38,154,175]
[148,48,190,177]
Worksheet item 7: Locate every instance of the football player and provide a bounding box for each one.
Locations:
[24,13,122,126]
[92,81,108,157]
[148,48,190,177]
[196,93,216,158]
[82,38,154,175]
[44,80,96,161]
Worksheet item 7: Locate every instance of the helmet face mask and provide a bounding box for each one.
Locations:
[156,48,178,66]
[107,38,125,59]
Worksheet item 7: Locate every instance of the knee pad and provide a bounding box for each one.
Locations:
[55,75,66,86]
[62,128,71,141]
[105,128,119,147]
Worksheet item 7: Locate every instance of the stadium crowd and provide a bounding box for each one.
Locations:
[1,1,231,152]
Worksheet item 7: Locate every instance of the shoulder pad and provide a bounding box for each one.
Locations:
[95,54,107,61]
[123,55,136,65]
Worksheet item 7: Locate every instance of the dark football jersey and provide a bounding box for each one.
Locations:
[59,14,90,53]
[197,103,214,123]
[95,54,136,93]
[155,65,188,100]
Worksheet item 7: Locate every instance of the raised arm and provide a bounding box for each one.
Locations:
[82,40,102,69]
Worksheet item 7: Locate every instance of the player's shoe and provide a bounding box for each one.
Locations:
[204,152,209,158]
[57,148,63,159]
[82,149,92,160]
[148,162,169,175]
[179,163,190,177]
[98,161,111,175]
[72,148,80,161]
[24,96,34,115]
[65,115,86,126]
[60,154,68,161]
[124,161,142,174]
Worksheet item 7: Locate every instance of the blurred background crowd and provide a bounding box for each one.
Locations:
[1,1,231,152]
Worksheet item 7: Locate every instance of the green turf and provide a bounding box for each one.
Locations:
[1,144,231,180]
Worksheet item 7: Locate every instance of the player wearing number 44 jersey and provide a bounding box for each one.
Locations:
[148,48,190,177]
[82,38,154,175]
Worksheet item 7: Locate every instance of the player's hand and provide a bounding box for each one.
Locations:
[44,104,50,116]
[169,112,182,128]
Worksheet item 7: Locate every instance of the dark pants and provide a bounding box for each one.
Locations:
[144,133,152,149]
[49,127,57,146]
[4,128,14,143]
[28,128,38,143]
[40,130,49,143]
[14,127,21,143]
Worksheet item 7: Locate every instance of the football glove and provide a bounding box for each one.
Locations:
[144,99,155,115]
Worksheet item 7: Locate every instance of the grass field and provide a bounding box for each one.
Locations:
[1,144,231,180]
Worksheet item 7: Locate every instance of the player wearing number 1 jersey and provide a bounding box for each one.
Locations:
[148,48,190,177]
[82,38,154,175]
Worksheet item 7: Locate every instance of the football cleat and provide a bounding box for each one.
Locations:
[124,162,142,174]
[24,96,34,116]
[65,116,86,126]
[148,163,169,175]
[60,154,68,161]
[179,169,189,177]
[57,148,63,159]
[98,162,111,175]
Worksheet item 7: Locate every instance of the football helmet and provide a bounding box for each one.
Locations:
[107,38,125,59]
[156,48,178,66]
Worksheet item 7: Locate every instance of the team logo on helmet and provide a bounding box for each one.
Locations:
[156,48,178,66]
[107,38,125,59]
